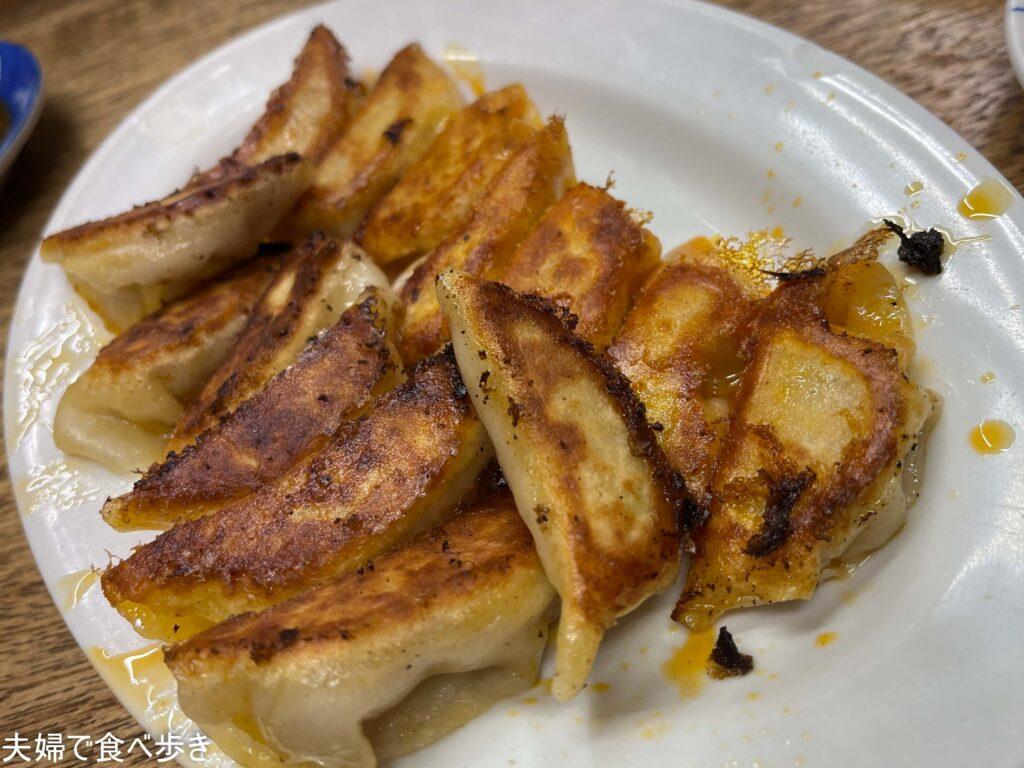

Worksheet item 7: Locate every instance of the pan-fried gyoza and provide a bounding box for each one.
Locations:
[165,496,555,768]
[168,234,394,451]
[38,24,942,767]
[491,181,662,350]
[358,84,543,264]
[286,44,463,239]
[438,270,686,700]
[40,155,311,332]
[189,25,364,188]
[674,230,938,628]
[101,288,403,531]
[398,117,575,362]
[101,348,492,641]
[608,236,764,509]
[53,255,282,473]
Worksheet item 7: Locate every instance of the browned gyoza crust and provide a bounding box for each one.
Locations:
[608,239,762,510]
[169,233,384,450]
[357,84,543,263]
[40,154,312,331]
[165,496,545,670]
[164,495,555,767]
[52,255,282,472]
[491,182,662,350]
[674,264,918,628]
[398,117,576,362]
[190,25,363,187]
[101,348,493,641]
[285,43,464,239]
[101,288,403,531]
[437,271,686,700]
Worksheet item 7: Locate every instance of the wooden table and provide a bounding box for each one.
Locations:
[1,0,1021,763]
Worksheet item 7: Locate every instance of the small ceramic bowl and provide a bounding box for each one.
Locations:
[0,41,44,183]
[1008,0,1024,89]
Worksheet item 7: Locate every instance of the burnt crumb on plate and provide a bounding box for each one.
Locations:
[884,219,944,275]
[707,626,754,679]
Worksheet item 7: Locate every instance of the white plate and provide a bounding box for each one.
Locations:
[6,1,1024,766]
[1009,0,1024,88]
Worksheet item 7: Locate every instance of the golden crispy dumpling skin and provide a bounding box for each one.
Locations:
[438,271,686,700]
[358,84,542,263]
[101,288,403,531]
[190,25,363,187]
[165,497,555,768]
[286,44,463,239]
[101,348,492,640]
[41,155,312,332]
[608,236,762,508]
[675,232,937,628]
[492,182,661,350]
[399,118,575,362]
[169,235,394,451]
[53,256,281,473]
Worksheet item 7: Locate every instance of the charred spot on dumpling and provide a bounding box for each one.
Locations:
[744,467,815,557]
[707,626,753,678]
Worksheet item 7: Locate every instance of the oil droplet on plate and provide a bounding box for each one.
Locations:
[957,178,1015,220]
[969,420,1015,454]
[815,632,838,647]
[590,682,611,693]
[442,43,485,96]
[87,645,190,734]
[746,692,761,701]
[904,180,924,196]
[663,628,716,698]
[55,568,99,611]
[980,371,996,384]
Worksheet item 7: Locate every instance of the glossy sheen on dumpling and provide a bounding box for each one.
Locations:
[53,256,281,473]
[492,182,661,350]
[169,234,395,452]
[165,495,555,768]
[438,271,685,701]
[358,84,542,263]
[608,236,763,509]
[674,232,937,628]
[398,117,576,362]
[101,288,403,531]
[286,44,463,240]
[101,348,493,641]
[189,25,363,188]
[40,154,312,332]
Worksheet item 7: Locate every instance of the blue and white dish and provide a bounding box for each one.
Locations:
[0,41,44,182]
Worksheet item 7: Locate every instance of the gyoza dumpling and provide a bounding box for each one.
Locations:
[674,230,939,628]
[169,234,395,451]
[165,494,555,768]
[491,181,661,350]
[53,255,281,473]
[398,117,576,362]
[189,25,364,187]
[101,287,403,531]
[40,154,312,332]
[101,348,492,641]
[608,236,764,509]
[437,270,686,701]
[357,84,542,263]
[286,44,463,239]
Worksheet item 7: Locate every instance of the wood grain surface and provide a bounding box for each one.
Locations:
[1,0,1021,764]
